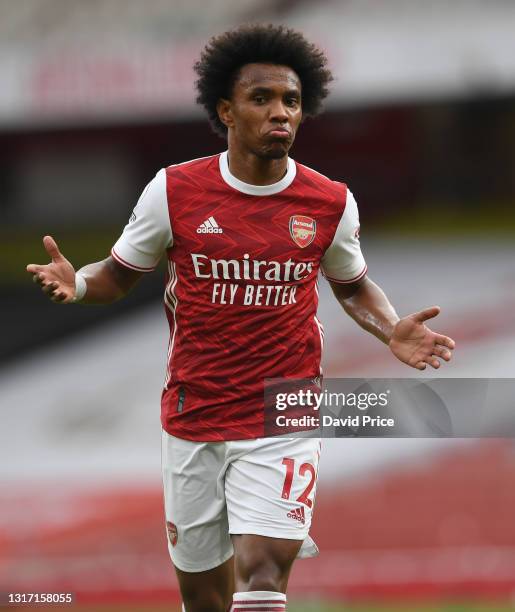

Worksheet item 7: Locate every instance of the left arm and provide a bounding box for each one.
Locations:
[329,276,455,371]
[322,187,455,370]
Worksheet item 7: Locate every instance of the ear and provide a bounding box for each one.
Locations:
[217,98,234,129]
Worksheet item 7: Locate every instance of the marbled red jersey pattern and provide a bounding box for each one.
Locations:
[161,155,347,441]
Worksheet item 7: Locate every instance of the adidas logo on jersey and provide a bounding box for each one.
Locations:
[197,216,223,234]
[287,506,305,525]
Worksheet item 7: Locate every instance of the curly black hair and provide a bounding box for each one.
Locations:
[194,24,333,137]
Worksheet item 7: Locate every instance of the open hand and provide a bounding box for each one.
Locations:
[389,306,455,370]
[26,236,76,303]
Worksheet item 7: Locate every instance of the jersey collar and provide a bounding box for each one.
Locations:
[219,150,296,196]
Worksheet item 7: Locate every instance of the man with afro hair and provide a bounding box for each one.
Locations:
[28,24,455,612]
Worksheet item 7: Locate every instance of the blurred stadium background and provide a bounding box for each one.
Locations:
[1,0,515,610]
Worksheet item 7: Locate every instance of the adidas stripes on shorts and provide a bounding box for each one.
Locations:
[161,430,321,572]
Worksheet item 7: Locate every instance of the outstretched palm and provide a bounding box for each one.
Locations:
[26,235,76,303]
[389,306,455,370]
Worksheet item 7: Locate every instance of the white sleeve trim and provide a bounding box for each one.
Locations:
[321,189,367,283]
[111,169,172,272]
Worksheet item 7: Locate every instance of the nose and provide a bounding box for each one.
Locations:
[269,99,288,123]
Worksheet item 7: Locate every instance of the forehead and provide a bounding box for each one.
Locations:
[233,63,301,92]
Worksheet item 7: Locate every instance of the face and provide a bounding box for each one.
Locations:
[217,63,302,160]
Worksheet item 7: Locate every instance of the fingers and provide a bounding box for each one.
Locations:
[425,356,441,369]
[43,280,71,303]
[43,235,63,262]
[412,306,441,323]
[41,280,58,295]
[26,263,43,275]
[433,344,453,361]
[26,235,63,277]
[30,270,50,288]
[414,349,451,370]
[435,334,455,350]
[51,290,69,303]
[29,272,71,303]
[31,272,45,286]
[27,238,72,303]
[426,342,455,368]
[413,356,440,370]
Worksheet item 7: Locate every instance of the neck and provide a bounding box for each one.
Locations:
[227,140,288,186]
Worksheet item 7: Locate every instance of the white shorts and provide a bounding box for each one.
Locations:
[161,430,321,572]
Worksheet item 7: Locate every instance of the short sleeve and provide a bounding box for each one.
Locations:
[320,189,367,283]
[111,169,173,272]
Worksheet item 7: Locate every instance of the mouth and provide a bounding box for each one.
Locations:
[266,128,291,140]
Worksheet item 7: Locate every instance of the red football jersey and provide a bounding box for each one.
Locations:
[112,152,366,441]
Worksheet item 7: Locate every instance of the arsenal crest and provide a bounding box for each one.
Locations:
[166,521,178,547]
[289,215,316,248]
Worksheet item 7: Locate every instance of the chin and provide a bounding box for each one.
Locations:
[258,143,290,160]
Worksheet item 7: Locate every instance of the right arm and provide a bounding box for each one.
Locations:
[27,235,144,304]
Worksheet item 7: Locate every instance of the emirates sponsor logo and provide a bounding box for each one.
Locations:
[289,215,316,248]
[188,253,316,307]
[287,506,306,525]
[191,253,314,282]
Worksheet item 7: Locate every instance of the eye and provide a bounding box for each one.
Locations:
[253,95,266,104]
[286,97,299,107]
